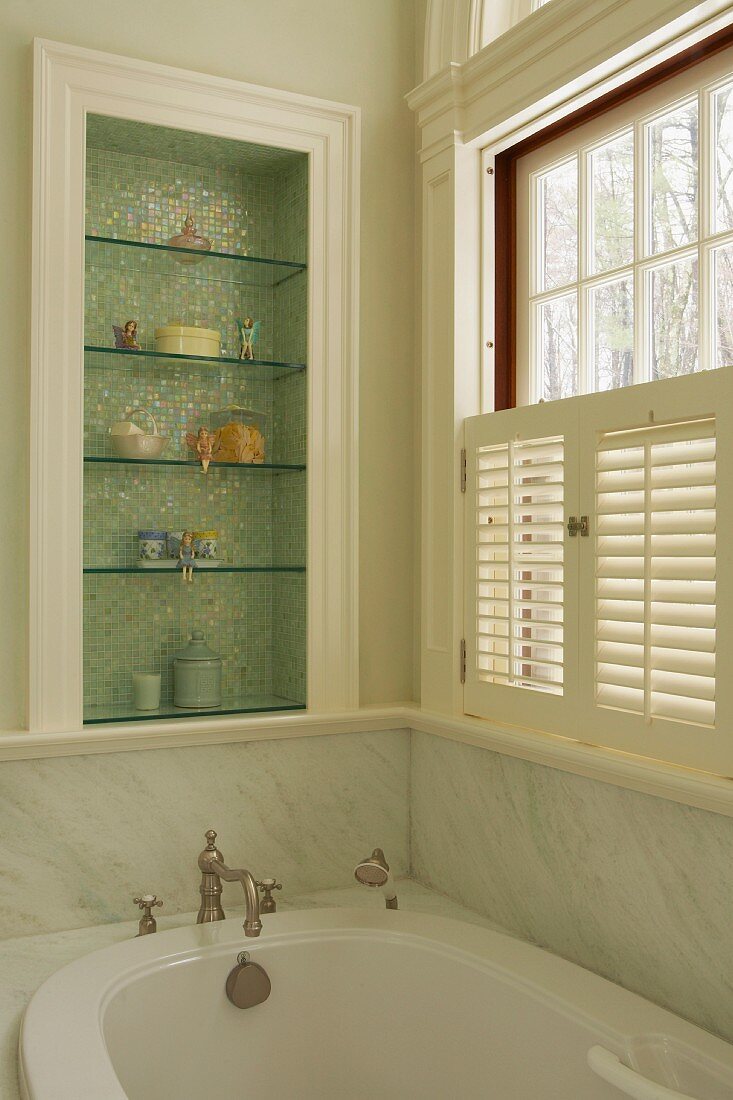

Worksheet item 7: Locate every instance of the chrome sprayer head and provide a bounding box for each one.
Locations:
[354,848,398,909]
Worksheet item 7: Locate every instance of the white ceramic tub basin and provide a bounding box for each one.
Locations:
[19,908,733,1099]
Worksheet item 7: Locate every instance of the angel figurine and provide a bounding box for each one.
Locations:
[177,530,196,582]
[237,317,261,360]
[185,426,218,473]
[113,320,141,350]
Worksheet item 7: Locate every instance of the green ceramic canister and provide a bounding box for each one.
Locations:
[173,630,223,708]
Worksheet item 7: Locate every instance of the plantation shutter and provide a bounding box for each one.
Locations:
[465,367,733,774]
[577,370,733,774]
[464,400,579,734]
[594,419,716,727]
[474,435,565,693]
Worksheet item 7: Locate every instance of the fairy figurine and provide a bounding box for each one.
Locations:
[113,320,141,350]
[177,531,196,582]
[185,425,218,473]
[237,317,261,360]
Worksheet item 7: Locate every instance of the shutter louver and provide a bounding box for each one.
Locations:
[475,435,565,694]
[595,418,716,728]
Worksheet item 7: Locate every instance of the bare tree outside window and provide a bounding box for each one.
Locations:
[526,72,733,400]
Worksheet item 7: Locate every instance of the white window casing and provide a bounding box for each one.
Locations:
[514,44,733,408]
[465,366,733,775]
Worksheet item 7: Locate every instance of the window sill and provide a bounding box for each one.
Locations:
[0,707,409,762]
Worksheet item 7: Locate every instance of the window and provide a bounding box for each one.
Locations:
[464,367,733,774]
[495,38,733,407]
[481,31,733,775]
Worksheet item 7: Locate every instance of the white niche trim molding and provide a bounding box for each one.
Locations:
[30,39,360,733]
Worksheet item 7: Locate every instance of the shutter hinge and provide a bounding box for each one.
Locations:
[567,515,589,537]
[460,638,467,684]
[460,448,467,493]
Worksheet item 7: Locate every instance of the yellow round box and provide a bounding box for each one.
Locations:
[154,324,221,358]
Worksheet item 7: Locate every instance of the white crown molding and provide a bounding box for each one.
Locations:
[1,703,733,819]
[30,39,360,732]
[406,61,465,118]
[424,0,482,81]
[410,0,733,152]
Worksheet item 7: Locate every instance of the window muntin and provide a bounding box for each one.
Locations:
[515,51,733,405]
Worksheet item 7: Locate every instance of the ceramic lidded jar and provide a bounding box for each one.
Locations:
[173,630,223,709]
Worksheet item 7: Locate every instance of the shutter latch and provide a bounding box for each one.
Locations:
[460,448,467,494]
[567,515,589,537]
[460,639,467,684]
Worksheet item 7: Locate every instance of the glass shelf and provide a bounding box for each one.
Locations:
[85,235,306,288]
[84,345,306,378]
[84,456,306,471]
[84,565,306,574]
[83,694,307,725]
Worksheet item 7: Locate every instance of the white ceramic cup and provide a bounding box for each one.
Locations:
[132,672,162,711]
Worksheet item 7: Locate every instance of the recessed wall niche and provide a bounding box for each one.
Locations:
[82,115,307,723]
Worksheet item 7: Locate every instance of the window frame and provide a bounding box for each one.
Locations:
[493,20,733,413]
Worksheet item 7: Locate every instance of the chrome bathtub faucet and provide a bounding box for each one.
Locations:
[196,829,263,937]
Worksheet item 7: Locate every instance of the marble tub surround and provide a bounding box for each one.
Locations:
[0,881,500,1100]
[0,729,409,939]
[410,730,733,1045]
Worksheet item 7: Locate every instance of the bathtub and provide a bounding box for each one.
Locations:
[19,908,733,1099]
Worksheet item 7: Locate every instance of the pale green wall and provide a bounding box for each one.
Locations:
[0,0,417,729]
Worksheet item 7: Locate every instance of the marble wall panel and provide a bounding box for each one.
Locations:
[410,730,733,1043]
[0,730,409,939]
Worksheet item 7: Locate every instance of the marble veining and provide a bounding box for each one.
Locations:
[410,729,733,1044]
[0,730,409,939]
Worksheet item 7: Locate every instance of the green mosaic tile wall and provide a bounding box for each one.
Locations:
[273,573,306,701]
[83,117,307,715]
[84,573,274,708]
[84,358,275,463]
[274,158,309,365]
[83,465,275,569]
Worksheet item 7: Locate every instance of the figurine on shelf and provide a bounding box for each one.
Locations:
[237,317,261,360]
[185,426,218,473]
[168,213,212,262]
[113,320,141,350]
[177,530,196,582]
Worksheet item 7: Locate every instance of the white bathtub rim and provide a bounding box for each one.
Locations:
[19,907,733,1100]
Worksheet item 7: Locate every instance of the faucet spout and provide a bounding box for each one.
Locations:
[207,858,262,937]
[196,830,262,936]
